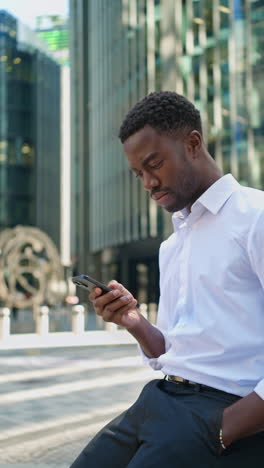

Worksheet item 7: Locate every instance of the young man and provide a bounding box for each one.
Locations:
[71,91,264,467]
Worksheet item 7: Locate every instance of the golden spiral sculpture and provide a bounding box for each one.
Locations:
[0,226,67,308]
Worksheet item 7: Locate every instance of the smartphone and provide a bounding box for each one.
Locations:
[72,274,140,308]
[72,274,112,294]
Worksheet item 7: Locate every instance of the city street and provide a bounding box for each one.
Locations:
[0,344,162,468]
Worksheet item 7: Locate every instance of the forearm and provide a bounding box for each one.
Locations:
[126,313,166,358]
[222,391,264,447]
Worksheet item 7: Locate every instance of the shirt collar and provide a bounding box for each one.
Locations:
[172,208,188,231]
[193,173,240,215]
[172,174,240,231]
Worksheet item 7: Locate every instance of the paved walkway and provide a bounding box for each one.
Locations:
[0,344,162,467]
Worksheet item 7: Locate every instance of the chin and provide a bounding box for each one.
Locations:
[164,200,186,213]
[164,204,179,213]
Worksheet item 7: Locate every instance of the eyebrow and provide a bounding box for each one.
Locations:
[131,152,159,171]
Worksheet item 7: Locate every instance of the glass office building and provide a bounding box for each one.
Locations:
[70,0,263,303]
[163,0,263,189]
[0,11,61,248]
[36,15,69,66]
[36,15,71,268]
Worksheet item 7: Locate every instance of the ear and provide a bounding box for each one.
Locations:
[184,130,202,159]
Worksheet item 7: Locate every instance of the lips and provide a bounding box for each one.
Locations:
[151,192,169,201]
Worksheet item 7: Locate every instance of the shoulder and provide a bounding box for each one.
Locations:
[232,184,263,209]
[248,205,264,248]
[226,185,264,227]
[230,186,264,252]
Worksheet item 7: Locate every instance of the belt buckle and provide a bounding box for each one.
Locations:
[174,376,185,383]
[168,376,200,389]
[168,376,188,384]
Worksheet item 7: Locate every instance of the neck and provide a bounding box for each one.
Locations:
[186,163,223,213]
[203,167,223,190]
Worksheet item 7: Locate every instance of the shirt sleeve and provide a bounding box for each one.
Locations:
[138,238,172,369]
[138,284,173,369]
[137,323,171,370]
[248,211,264,399]
[254,379,264,399]
[247,210,264,289]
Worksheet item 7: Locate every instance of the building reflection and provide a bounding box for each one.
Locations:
[0,10,61,249]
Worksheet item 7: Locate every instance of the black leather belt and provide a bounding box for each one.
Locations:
[167,375,217,392]
[165,376,241,399]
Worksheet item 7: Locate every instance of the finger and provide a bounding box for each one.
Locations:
[108,280,118,288]
[89,287,103,302]
[93,288,122,310]
[108,281,131,296]
[101,297,138,321]
[101,294,134,316]
[102,304,135,324]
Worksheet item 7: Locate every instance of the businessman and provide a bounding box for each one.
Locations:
[71,91,264,467]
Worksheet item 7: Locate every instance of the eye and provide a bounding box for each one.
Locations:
[149,161,163,169]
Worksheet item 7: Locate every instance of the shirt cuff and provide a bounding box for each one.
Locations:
[138,326,170,371]
[254,379,264,399]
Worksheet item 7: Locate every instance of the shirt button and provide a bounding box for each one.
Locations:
[177,323,185,328]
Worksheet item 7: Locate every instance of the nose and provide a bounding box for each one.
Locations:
[142,171,159,191]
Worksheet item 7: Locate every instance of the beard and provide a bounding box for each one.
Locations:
[163,193,189,213]
[163,173,200,213]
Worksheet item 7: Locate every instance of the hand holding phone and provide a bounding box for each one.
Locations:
[72,275,140,308]
[72,274,140,329]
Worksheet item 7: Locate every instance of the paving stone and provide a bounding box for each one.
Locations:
[0,344,161,466]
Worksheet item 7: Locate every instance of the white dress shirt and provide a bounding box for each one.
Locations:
[142,174,264,399]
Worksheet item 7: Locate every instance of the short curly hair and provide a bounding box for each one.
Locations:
[119,91,202,143]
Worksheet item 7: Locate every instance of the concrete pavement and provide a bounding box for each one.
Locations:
[0,344,162,467]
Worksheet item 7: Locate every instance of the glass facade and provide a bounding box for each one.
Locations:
[0,11,35,228]
[0,11,61,248]
[70,0,164,248]
[36,15,69,66]
[162,0,264,192]
[70,0,263,302]
[70,0,163,302]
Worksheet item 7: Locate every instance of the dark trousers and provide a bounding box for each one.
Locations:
[70,379,264,467]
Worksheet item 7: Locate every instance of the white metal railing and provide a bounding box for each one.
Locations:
[0,307,10,340]
[0,304,157,349]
